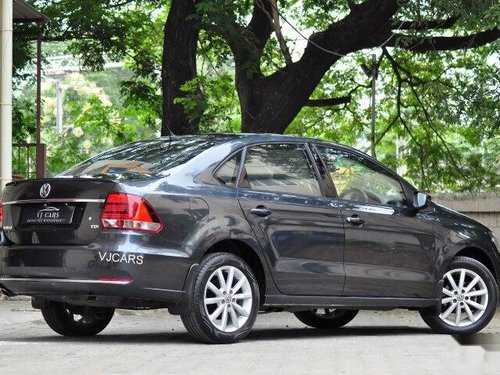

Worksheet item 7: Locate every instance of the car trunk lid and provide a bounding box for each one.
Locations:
[1,178,115,245]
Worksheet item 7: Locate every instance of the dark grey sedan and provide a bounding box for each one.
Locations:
[1,134,499,343]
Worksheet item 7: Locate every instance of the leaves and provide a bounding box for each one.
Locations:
[11,0,500,191]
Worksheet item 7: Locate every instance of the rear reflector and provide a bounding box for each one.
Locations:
[100,192,163,233]
[0,203,3,229]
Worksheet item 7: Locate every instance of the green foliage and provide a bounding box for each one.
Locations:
[285,43,499,192]
[12,98,36,143]
[176,74,239,133]
[11,0,500,192]
[44,95,156,176]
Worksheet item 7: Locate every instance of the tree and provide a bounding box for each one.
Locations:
[12,0,499,191]
[165,0,499,134]
[162,0,201,135]
[161,0,499,190]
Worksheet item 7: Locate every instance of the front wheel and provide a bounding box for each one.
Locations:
[420,256,498,335]
[181,253,260,344]
[294,308,359,329]
[41,301,114,336]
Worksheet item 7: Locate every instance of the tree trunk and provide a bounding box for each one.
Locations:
[238,0,398,134]
[162,0,200,135]
[238,58,336,134]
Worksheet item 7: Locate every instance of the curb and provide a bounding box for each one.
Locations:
[0,295,31,302]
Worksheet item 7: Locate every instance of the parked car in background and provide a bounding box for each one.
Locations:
[1,134,499,343]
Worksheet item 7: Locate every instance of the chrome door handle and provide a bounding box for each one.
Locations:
[250,206,272,217]
[346,215,364,226]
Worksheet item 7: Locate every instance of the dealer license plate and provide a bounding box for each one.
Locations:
[23,204,76,225]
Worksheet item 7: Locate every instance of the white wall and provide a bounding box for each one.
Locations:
[433,192,500,238]
[0,0,13,191]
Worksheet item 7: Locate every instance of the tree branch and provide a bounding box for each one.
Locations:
[107,0,138,9]
[270,0,293,65]
[389,28,500,51]
[247,0,274,51]
[347,0,360,12]
[298,0,398,65]
[383,47,469,184]
[305,96,351,107]
[392,17,458,31]
[255,0,292,65]
[392,62,428,187]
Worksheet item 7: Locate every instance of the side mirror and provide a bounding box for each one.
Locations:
[415,192,431,209]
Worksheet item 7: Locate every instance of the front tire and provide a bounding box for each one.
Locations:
[181,253,260,344]
[294,309,359,329]
[41,301,114,336]
[420,256,498,335]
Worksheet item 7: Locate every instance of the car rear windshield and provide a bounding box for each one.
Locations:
[62,137,223,179]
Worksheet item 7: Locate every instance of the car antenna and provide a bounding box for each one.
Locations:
[161,120,176,139]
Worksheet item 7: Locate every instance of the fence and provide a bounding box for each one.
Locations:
[12,143,46,180]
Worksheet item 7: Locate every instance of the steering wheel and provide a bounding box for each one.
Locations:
[339,188,368,203]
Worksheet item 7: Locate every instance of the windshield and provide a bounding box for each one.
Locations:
[62,137,222,179]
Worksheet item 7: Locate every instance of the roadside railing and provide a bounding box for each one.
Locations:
[12,143,46,180]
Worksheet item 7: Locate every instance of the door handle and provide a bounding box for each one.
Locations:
[346,215,364,226]
[250,206,272,217]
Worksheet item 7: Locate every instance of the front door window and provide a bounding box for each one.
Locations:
[317,147,407,207]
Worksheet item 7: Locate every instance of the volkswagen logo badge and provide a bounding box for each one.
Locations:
[40,183,51,198]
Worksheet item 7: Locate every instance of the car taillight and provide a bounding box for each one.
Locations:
[0,202,3,229]
[100,192,163,233]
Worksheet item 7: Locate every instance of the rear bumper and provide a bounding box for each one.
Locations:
[0,241,194,309]
[0,277,184,307]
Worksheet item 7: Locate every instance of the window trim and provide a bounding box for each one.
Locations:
[304,143,327,197]
[309,143,338,198]
[212,148,245,189]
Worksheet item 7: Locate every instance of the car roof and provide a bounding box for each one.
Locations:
[157,133,342,147]
[154,133,409,185]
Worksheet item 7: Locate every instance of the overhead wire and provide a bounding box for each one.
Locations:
[268,1,406,59]
[268,1,348,58]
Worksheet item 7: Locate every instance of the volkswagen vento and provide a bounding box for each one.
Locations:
[1,134,498,343]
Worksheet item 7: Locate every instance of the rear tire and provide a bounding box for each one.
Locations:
[41,301,114,336]
[181,253,260,344]
[419,256,498,335]
[294,308,359,329]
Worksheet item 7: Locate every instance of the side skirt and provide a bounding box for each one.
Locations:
[264,294,440,311]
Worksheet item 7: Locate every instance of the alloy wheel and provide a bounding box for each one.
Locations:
[440,268,489,327]
[203,265,253,333]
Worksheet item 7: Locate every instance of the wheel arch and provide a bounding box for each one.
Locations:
[453,247,498,281]
[204,239,267,305]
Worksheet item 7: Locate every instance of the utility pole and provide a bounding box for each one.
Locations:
[48,72,66,134]
[370,54,377,159]
[36,35,45,178]
[55,77,64,134]
[362,54,378,159]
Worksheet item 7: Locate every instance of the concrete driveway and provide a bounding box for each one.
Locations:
[1,298,499,375]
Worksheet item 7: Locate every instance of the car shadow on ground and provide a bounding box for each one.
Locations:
[5,326,434,345]
[246,326,431,341]
[454,333,500,352]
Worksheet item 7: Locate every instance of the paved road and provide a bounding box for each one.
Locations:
[1,299,499,375]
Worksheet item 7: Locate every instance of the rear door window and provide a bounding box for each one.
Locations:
[242,144,322,197]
